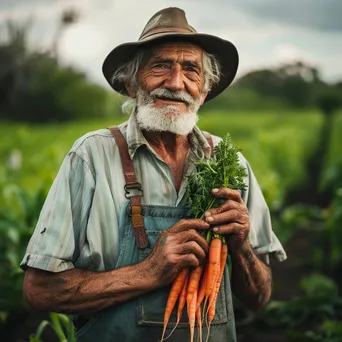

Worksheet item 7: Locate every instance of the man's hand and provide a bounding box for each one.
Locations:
[203,187,273,311]
[145,219,210,286]
[204,188,250,252]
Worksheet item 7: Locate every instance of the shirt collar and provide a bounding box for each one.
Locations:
[126,113,213,160]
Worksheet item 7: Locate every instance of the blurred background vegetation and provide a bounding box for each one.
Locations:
[0,5,342,342]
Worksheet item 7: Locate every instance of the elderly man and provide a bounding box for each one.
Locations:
[21,7,286,342]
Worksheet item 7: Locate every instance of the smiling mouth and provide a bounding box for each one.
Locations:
[156,96,187,104]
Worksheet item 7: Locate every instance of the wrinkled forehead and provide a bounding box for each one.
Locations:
[142,40,204,63]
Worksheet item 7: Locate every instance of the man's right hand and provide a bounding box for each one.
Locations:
[23,219,209,314]
[143,219,210,287]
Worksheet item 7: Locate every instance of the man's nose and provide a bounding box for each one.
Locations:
[163,65,185,92]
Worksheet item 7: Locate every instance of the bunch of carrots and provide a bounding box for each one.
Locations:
[161,233,228,342]
[161,134,247,342]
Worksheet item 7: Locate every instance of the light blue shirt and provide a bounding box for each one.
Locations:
[21,114,286,273]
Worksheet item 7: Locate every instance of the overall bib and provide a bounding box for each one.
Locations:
[75,128,237,342]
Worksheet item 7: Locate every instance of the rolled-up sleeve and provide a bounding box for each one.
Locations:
[20,152,95,272]
[240,154,287,264]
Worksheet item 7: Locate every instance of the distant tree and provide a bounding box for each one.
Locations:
[0,20,119,122]
[316,87,341,117]
[0,21,30,118]
[231,61,332,110]
[51,7,79,59]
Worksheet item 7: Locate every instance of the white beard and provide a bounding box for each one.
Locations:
[135,88,201,136]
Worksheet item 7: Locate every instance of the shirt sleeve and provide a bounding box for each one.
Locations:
[20,152,95,272]
[240,153,287,264]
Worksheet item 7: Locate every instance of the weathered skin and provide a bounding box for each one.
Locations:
[24,219,210,314]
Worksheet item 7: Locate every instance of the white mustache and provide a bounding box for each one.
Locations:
[149,88,195,105]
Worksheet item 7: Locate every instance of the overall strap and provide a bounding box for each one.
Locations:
[108,126,148,249]
[203,131,214,157]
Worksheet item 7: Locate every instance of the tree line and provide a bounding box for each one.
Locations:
[204,62,341,114]
[0,20,341,123]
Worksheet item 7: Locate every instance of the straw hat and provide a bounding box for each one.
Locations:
[102,7,239,102]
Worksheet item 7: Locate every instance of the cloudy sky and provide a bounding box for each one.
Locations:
[1,0,342,89]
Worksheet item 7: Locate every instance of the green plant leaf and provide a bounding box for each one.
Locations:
[49,312,67,341]
[29,335,44,342]
[33,320,50,339]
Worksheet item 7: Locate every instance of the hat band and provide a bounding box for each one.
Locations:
[140,26,196,41]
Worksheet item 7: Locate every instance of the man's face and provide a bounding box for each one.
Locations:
[137,41,207,112]
[130,42,208,135]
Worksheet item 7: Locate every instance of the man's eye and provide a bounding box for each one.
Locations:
[154,64,168,69]
[185,66,198,73]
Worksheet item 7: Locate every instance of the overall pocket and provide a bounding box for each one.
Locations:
[136,230,230,327]
[75,312,103,341]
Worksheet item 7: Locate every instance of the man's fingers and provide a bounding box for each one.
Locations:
[211,188,243,202]
[168,219,210,233]
[205,208,248,225]
[175,229,209,254]
[211,222,249,237]
[178,253,200,269]
[204,188,243,217]
[205,200,241,217]
[178,241,206,263]
[161,228,209,255]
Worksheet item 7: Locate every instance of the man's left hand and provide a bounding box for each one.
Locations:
[204,188,250,252]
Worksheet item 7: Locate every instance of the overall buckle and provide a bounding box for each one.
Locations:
[124,182,144,199]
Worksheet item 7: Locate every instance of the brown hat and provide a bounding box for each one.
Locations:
[102,7,239,102]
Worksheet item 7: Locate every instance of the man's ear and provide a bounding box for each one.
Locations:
[125,81,137,98]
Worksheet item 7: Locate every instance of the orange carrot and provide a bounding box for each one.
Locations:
[196,305,203,342]
[204,238,222,305]
[188,286,198,342]
[196,258,209,311]
[186,264,204,342]
[177,273,189,325]
[207,243,228,325]
[163,273,190,341]
[161,268,189,341]
[187,263,205,311]
[206,295,216,342]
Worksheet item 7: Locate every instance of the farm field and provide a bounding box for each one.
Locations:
[3,108,341,218]
[0,109,332,209]
[1,109,342,342]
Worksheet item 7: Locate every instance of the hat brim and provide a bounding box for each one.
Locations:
[102,32,239,102]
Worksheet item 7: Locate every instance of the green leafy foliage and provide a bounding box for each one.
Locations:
[186,133,247,219]
[261,274,342,338]
[287,321,342,341]
[0,184,45,312]
[278,203,324,244]
[29,313,75,342]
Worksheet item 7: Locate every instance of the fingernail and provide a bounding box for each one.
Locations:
[204,222,210,227]
[212,188,219,193]
[206,216,214,223]
[205,211,211,217]
[212,227,219,232]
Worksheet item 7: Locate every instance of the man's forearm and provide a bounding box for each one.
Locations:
[230,242,272,311]
[23,260,156,315]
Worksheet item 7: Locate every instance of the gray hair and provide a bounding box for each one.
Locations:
[111,46,221,114]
